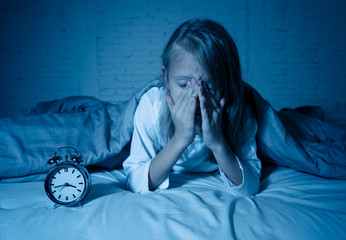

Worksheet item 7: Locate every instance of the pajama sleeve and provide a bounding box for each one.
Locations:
[219,110,261,197]
[122,88,168,193]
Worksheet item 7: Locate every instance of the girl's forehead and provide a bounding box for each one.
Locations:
[169,51,208,81]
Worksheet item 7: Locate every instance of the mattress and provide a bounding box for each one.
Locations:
[1,164,345,240]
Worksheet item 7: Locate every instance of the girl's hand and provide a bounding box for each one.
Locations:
[198,84,226,151]
[166,79,199,148]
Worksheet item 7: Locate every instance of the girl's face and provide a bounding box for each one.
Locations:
[163,51,209,135]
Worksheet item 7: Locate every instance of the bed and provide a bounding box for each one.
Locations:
[1,79,345,239]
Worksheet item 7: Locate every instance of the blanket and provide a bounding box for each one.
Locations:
[245,83,346,179]
[0,79,345,179]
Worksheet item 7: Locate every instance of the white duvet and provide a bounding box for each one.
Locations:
[1,164,345,240]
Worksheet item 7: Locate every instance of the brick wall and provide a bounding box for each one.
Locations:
[95,0,249,102]
[256,0,346,127]
[0,0,345,128]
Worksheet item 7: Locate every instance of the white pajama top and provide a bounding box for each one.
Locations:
[123,87,261,196]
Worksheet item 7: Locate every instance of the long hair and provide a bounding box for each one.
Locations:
[160,19,247,156]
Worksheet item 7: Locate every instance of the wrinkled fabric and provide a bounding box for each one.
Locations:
[1,165,346,240]
[0,79,345,179]
[0,79,161,178]
[245,83,346,179]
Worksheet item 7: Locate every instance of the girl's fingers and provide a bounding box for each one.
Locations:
[200,97,209,128]
[220,98,225,108]
[188,96,197,119]
[174,82,189,107]
[198,86,210,125]
[191,80,200,101]
[205,85,223,119]
[207,91,222,121]
[180,81,195,111]
[204,85,220,110]
[197,85,206,110]
[172,80,198,124]
[177,79,196,106]
[178,80,198,115]
[166,95,174,111]
[203,88,215,120]
[213,98,225,121]
[199,83,224,124]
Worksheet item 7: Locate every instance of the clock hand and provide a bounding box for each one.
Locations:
[54,183,71,188]
[55,183,77,192]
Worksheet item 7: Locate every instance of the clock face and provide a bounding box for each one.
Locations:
[45,164,90,205]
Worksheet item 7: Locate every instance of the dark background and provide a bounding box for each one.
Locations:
[0,0,345,128]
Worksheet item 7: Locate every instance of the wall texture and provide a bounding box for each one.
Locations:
[0,0,345,128]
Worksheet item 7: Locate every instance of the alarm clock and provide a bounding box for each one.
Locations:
[44,147,92,207]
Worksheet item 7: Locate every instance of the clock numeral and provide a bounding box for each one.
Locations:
[50,183,54,186]
[52,190,56,193]
[79,182,83,185]
[77,175,81,178]
[58,195,61,199]
[57,170,61,174]
[77,189,82,192]
[64,168,68,172]
[66,196,68,201]
[52,176,56,179]
[72,170,75,174]
[73,194,76,198]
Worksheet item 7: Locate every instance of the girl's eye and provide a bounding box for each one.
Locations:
[177,81,187,88]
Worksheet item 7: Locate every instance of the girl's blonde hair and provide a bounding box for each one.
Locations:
[159,19,248,157]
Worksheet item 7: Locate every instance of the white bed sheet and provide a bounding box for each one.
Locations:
[1,165,345,240]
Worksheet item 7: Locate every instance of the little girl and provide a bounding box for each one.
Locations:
[123,19,261,196]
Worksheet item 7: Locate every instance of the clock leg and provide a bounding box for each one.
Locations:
[53,203,61,209]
